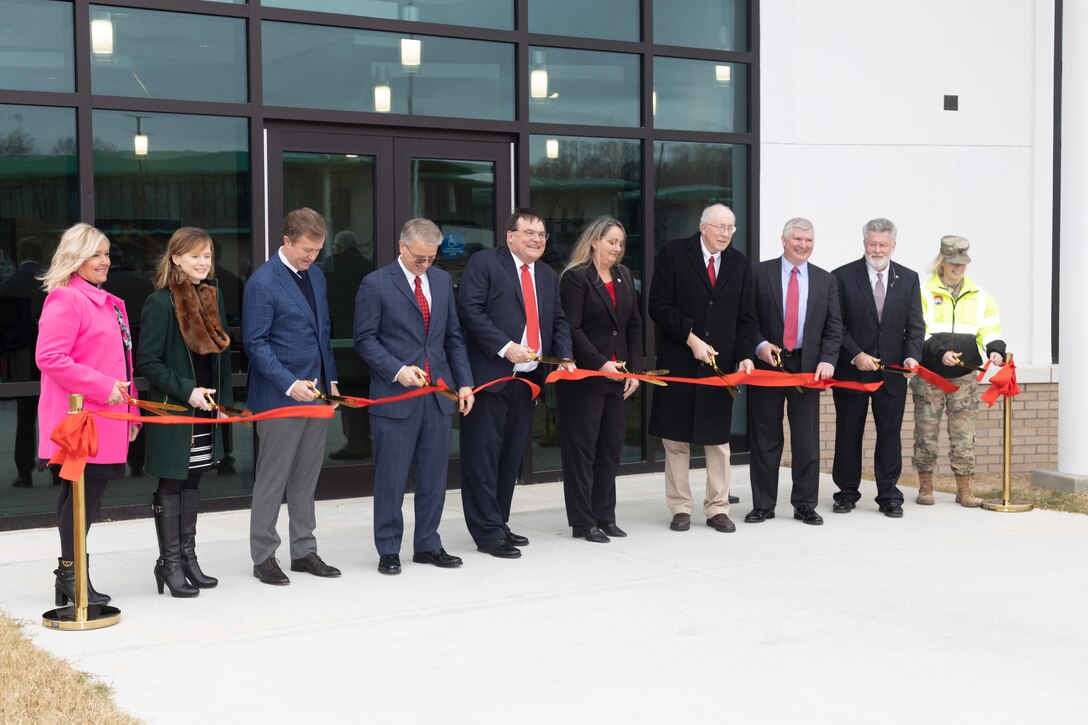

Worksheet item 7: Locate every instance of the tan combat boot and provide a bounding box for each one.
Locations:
[916,471,935,505]
[954,474,981,507]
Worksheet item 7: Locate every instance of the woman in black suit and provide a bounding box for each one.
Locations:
[557,216,643,543]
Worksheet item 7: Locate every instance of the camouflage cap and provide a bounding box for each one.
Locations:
[939,235,972,264]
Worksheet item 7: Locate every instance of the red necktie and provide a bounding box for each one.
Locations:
[521,264,540,352]
[414,276,430,380]
[783,266,799,350]
[707,256,716,286]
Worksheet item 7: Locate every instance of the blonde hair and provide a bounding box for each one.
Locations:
[155,227,215,289]
[562,216,626,276]
[39,223,109,293]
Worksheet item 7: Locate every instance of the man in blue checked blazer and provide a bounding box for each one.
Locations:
[354,218,475,575]
[243,207,342,585]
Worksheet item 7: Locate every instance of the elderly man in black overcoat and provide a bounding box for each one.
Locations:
[648,203,760,533]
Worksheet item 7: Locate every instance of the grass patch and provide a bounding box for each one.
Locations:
[0,609,140,724]
[875,471,1088,515]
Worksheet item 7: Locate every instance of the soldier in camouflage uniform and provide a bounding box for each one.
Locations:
[911,235,1006,507]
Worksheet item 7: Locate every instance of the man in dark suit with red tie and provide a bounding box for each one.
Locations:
[745,218,842,526]
[354,218,475,575]
[457,208,574,558]
[831,218,925,518]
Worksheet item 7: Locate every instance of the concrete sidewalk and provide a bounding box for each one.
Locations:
[2,469,1086,724]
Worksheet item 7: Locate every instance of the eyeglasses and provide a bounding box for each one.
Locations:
[703,223,737,234]
[401,242,436,265]
[515,229,550,241]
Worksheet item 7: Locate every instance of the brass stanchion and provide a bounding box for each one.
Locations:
[981,354,1033,513]
[42,394,122,630]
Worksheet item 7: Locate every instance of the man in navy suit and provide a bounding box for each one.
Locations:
[244,207,342,585]
[354,218,475,575]
[831,217,925,518]
[746,218,842,526]
[457,208,574,559]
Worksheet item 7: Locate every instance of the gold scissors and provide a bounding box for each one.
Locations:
[770,349,803,393]
[306,380,365,408]
[202,391,256,426]
[615,361,668,387]
[706,350,739,398]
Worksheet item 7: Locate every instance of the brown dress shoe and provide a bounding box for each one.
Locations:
[670,513,691,531]
[706,513,736,532]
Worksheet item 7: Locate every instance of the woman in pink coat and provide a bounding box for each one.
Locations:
[36,223,140,607]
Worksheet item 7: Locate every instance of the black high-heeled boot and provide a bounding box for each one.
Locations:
[54,557,110,606]
[152,494,198,598]
[180,488,217,588]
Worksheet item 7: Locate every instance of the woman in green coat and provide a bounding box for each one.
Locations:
[135,227,234,598]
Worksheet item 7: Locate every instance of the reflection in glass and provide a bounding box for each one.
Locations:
[89,6,247,103]
[408,158,496,280]
[282,152,378,466]
[0,0,74,93]
[262,0,513,30]
[263,22,514,120]
[653,57,747,133]
[528,134,644,474]
[527,47,640,127]
[654,0,748,51]
[0,105,78,514]
[529,0,639,42]
[653,141,748,255]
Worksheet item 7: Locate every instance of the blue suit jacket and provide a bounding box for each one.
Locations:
[353,261,473,418]
[457,246,572,389]
[242,256,338,413]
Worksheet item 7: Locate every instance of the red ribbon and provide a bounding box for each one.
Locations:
[545,367,883,393]
[914,365,960,393]
[47,411,99,483]
[980,359,1020,407]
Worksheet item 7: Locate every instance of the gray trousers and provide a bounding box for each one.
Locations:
[249,417,328,564]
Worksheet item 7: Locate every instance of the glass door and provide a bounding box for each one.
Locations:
[266,127,511,497]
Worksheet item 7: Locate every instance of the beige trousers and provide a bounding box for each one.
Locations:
[662,438,731,518]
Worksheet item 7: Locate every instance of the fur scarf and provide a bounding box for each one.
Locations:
[170,279,231,355]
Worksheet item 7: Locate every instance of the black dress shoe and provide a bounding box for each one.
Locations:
[600,523,627,537]
[706,513,736,532]
[879,502,905,518]
[793,506,824,525]
[328,447,370,460]
[378,553,401,575]
[572,526,610,543]
[832,500,856,513]
[10,476,31,488]
[670,513,691,531]
[253,557,290,585]
[504,530,529,546]
[743,508,776,523]
[728,494,740,504]
[477,539,522,558]
[412,549,463,568]
[290,551,341,577]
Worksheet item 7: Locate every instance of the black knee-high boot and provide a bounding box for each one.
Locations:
[152,493,198,598]
[180,488,217,588]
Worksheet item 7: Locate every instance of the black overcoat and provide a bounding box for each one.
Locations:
[647,233,759,444]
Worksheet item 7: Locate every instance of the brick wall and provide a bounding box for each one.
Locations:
[780,383,1058,475]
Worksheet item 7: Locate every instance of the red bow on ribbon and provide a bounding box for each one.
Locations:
[47,411,99,483]
[980,359,1020,407]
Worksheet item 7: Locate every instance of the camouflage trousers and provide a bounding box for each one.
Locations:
[910,374,978,476]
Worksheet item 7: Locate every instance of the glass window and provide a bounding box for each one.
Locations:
[528,134,644,474]
[89,6,247,103]
[528,47,640,127]
[263,22,514,121]
[653,57,747,133]
[0,0,75,93]
[91,109,251,506]
[261,0,513,31]
[528,0,639,42]
[652,140,748,254]
[653,0,748,51]
[0,104,78,521]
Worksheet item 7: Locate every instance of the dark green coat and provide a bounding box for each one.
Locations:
[135,282,234,480]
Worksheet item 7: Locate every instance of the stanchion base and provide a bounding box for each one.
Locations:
[980,500,1034,513]
[42,604,121,631]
